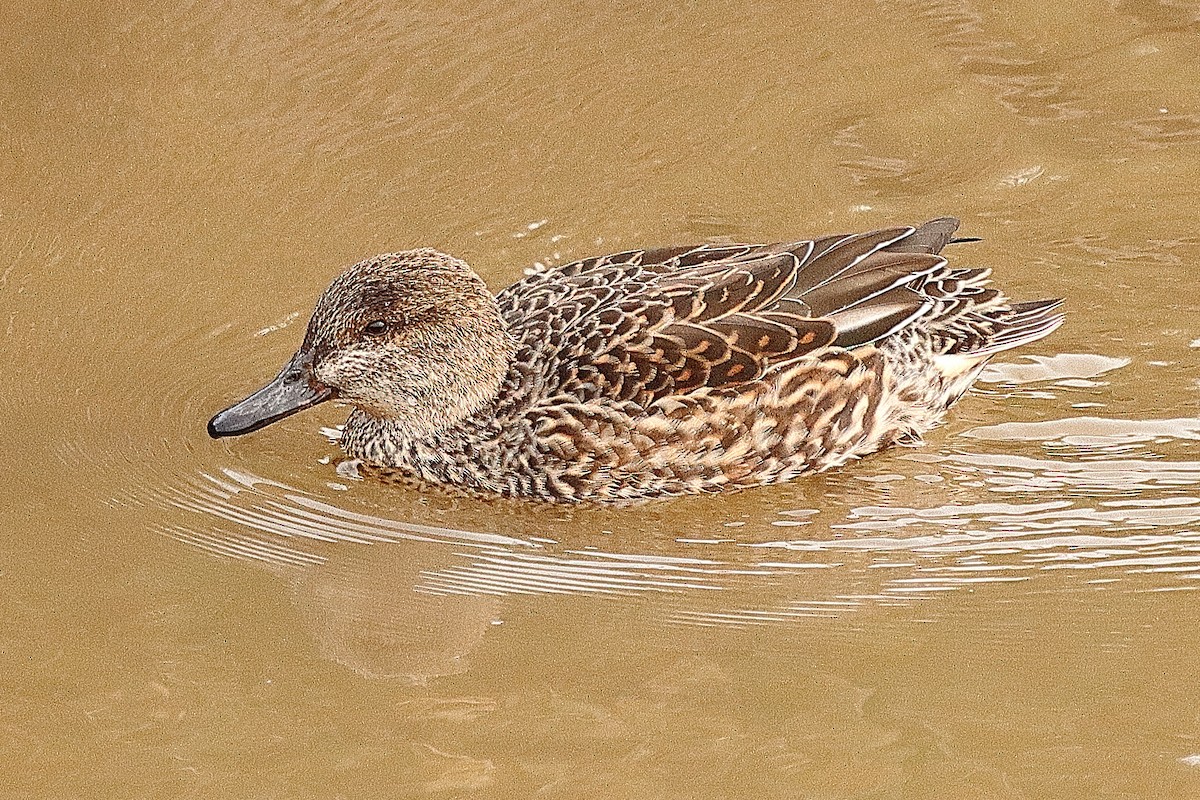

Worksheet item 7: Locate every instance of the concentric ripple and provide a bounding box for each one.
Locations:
[11,169,1195,645]
[92,281,1200,640]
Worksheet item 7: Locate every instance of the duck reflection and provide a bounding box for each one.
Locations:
[158,468,525,683]
[286,540,502,682]
[158,467,730,680]
[159,517,504,682]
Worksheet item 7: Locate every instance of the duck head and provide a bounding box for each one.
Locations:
[208,249,514,440]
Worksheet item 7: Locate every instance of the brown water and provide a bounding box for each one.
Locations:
[4,1,1200,797]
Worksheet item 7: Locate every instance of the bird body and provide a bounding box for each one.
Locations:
[209,218,1062,503]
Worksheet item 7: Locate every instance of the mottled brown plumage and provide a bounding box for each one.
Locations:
[208,218,1063,503]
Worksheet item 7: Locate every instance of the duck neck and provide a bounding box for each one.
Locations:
[339,400,501,480]
[339,326,515,466]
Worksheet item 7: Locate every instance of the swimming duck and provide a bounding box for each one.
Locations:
[209,218,1062,502]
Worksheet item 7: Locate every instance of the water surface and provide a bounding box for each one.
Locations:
[3,1,1200,797]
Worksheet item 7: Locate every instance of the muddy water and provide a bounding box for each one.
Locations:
[4,1,1200,797]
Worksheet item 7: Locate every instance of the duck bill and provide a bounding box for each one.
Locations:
[207,350,334,438]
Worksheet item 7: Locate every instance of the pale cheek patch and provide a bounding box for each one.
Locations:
[316,347,426,416]
[315,349,373,387]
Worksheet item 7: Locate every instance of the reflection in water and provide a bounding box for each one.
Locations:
[161,516,504,683]
[287,542,503,683]
[158,470,740,679]
[966,415,1200,446]
[943,450,1200,494]
[978,352,1131,385]
[159,470,519,682]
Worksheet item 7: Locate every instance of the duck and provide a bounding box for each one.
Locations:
[208,218,1063,503]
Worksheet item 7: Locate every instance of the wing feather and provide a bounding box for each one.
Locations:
[499,217,1060,405]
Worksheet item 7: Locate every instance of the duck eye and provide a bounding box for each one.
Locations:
[363,320,388,337]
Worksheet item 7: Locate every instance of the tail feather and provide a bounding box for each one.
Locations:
[973,298,1065,357]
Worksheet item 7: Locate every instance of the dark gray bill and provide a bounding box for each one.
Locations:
[208,350,334,438]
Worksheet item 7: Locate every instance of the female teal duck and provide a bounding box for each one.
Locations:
[209,218,1062,502]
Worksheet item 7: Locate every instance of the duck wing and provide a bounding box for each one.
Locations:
[502,218,982,403]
